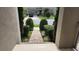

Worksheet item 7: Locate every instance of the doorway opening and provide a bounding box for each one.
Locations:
[18,7,59,44]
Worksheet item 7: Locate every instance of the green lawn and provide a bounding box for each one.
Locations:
[34,24,39,27]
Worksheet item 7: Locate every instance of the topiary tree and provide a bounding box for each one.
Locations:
[40,19,48,31]
[26,18,34,31]
[23,26,29,37]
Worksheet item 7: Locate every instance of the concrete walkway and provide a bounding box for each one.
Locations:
[29,27,43,43]
[13,42,73,51]
[13,42,59,51]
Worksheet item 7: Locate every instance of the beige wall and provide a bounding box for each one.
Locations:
[56,7,79,48]
[0,7,21,51]
[55,8,64,47]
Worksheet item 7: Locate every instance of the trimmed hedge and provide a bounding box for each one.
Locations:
[26,18,34,31]
[23,26,29,37]
[39,19,48,31]
[44,25,54,42]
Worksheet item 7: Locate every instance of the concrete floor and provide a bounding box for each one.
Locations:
[13,42,73,51]
[13,42,58,51]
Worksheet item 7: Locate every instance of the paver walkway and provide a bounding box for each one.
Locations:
[29,27,43,43]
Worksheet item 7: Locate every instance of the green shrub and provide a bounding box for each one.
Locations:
[45,12,50,18]
[44,25,53,35]
[23,26,29,38]
[26,18,34,31]
[44,25,54,31]
[44,8,50,18]
[48,30,53,42]
[39,19,48,31]
[44,25,54,42]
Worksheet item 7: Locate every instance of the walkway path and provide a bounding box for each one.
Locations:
[29,27,43,43]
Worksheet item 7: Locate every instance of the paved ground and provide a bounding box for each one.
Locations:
[13,42,73,51]
[29,27,43,43]
[13,42,58,51]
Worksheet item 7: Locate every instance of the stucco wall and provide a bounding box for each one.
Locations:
[56,7,79,48]
[55,8,64,47]
[0,7,21,51]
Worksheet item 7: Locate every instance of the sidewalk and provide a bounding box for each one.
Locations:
[29,27,43,43]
